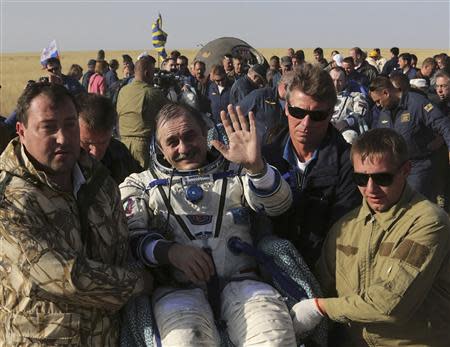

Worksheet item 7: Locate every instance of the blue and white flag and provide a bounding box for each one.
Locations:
[40,40,59,67]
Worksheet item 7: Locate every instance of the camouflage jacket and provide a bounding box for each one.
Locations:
[0,140,145,346]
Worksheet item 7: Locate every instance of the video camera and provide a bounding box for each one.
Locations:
[153,69,182,92]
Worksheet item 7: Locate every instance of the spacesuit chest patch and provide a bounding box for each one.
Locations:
[186,214,213,225]
[229,207,250,225]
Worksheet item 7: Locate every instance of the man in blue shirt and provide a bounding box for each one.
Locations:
[238,71,294,144]
[206,64,232,123]
[229,64,267,105]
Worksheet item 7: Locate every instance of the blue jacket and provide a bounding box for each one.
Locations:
[81,71,94,90]
[62,75,85,95]
[206,80,231,123]
[375,91,450,200]
[263,125,361,267]
[104,70,119,90]
[237,86,287,144]
[229,75,257,105]
[381,57,399,76]
[375,91,450,161]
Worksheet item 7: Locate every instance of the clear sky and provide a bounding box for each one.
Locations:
[1,0,449,53]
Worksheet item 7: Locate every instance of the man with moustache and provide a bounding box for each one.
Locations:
[0,82,151,345]
[263,64,361,268]
[120,102,296,346]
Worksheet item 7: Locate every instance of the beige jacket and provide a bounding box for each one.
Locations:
[317,185,450,347]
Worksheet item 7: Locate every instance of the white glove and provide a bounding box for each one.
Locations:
[290,298,324,336]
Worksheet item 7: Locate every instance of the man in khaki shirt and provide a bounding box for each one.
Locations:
[117,55,167,169]
[291,128,450,346]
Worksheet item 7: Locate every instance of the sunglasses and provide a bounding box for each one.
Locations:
[287,105,331,122]
[353,172,396,187]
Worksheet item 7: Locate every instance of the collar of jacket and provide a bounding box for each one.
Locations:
[266,124,347,177]
[0,139,100,192]
[209,80,231,92]
[382,91,408,116]
[397,91,410,110]
[357,183,415,230]
[282,137,318,169]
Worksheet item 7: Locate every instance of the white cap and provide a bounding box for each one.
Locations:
[137,51,149,60]
[333,54,344,67]
[410,78,427,89]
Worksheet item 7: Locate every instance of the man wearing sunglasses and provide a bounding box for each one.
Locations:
[291,128,450,346]
[263,64,361,268]
[207,64,232,123]
[44,57,85,95]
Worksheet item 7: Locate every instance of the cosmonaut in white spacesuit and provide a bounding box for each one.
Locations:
[120,102,296,346]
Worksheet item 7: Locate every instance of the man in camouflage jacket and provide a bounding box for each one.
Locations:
[0,82,149,346]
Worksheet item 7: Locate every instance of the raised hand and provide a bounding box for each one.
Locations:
[211,104,265,174]
[167,243,215,283]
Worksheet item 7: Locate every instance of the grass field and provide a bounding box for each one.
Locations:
[0,47,445,116]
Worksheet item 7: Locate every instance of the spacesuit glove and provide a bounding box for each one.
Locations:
[290,298,324,336]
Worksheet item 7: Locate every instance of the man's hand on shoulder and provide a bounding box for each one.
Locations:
[167,243,215,283]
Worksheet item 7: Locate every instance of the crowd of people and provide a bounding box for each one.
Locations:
[0,45,450,347]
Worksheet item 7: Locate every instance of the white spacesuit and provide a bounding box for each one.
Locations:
[120,148,296,346]
[332,90,369,144]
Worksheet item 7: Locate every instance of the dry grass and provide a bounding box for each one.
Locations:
[0,48,445,115]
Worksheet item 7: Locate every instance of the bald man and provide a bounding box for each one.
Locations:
[117,56,168,169]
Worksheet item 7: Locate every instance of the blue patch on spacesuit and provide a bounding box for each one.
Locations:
[229,207,250,225]
[186,214,213,225]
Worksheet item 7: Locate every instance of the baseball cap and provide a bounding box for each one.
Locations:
[368,50,378,58]
[333,54,344,67]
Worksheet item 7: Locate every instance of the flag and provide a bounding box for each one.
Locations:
[40,40,59,67]
[152,14,168,61]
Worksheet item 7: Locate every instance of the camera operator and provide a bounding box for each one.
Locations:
[154,56,199,109]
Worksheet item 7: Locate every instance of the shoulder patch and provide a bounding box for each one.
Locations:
[392,239,429,269]
[264,98,276,105]
[424,103,434,112]
[400,112,411,123]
